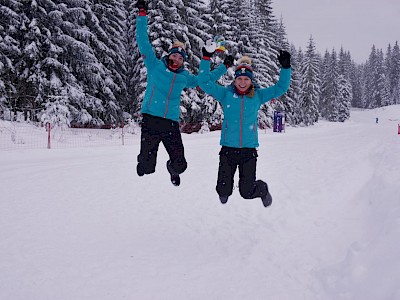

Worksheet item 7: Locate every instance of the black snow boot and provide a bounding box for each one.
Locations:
[170,173,180,186]
[167,161,180,186]
[136,163,145,177]
[219,195,229,204]
[259,181,272,207]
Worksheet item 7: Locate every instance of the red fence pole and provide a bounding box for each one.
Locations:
[47,123,51,149]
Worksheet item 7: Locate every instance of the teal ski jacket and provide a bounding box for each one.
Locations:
[136,16,227,122]
[198,59,291,148]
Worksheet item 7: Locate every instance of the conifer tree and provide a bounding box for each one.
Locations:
[298,37,320,125]
[388,41,400,104]
[337,47,352,120]
[90,0,129,124]
[284,44,301,125]
[337,74,352,121]
[349,62,364,108]
[323,50,341,121]
[0,0,21,118]
[272,18,296,126]
[16,0,56,121]
[209,0,233,41]
[365,47,389,108]
[127,0,144,120]
[319,50,331,117]
[179,0,212,125]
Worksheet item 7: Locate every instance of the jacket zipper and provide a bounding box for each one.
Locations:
[240,95,244,147]
[164,74,177,118]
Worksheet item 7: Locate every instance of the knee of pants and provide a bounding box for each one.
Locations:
[239,180,256,199]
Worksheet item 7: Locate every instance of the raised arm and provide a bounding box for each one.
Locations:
[259,50,292,104]
[135,0,157,68]
[186,63,227,88]
[197,45,229,102]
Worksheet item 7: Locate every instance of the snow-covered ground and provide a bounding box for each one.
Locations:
[1,106,400,300]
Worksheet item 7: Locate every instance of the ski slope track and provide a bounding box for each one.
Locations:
[1,105,400,299]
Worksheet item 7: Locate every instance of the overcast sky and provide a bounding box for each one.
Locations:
[273,0,400,63]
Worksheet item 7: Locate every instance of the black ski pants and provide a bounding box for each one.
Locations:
[137,114,187,175]
[216,146,268,199]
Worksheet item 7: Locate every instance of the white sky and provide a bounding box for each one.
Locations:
[273,0,400,63]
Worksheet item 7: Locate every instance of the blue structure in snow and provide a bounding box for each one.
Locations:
[273,111,285,133]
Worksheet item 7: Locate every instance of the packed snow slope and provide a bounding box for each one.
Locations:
[1,105,400,300]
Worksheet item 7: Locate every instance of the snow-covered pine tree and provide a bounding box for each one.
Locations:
[293,47,305,124]
[0,0,21,119]
[15,0,56,122]
[298,36,320,125]
[209,0,233,43]
[90,0,129,124]
[253,0,278,84]
[275,17,289,53]
[271,16,297,126]
[336,48,352,120]
[362,47,375,108]
[319,50,330,117]
[229,0,254,59]
[284,44,302,125]
[322,49,342,121]
[387,41,400,104]
[338,47,352,80]
[127,0,145,120]
[53,0,109,125]
[384,44,393,106]
[349,62,364,108]
[366,47,389,108]
[179,0,212,125]
[181,0,210,68]
[337,74,352,121]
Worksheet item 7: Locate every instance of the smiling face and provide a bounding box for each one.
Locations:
[168,53,184,69]
[234,76,252,93]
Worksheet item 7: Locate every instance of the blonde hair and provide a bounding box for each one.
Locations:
[171,41,186,51]
[237,56,252,66]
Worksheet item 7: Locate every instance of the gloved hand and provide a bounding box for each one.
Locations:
[137,0,147,15]
[278,50,291,69]
[223,55,234,68]
[202,39,216,58]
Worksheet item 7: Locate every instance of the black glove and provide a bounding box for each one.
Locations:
[278,50,291,69]
[202,47,215,59]
[137,0,147,13]
[223,55,234,68]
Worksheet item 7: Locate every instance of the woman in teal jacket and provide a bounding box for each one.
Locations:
[198,45,292,207]
[135,0,230,186]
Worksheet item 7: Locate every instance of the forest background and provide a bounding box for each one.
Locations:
[1,0,399,130]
